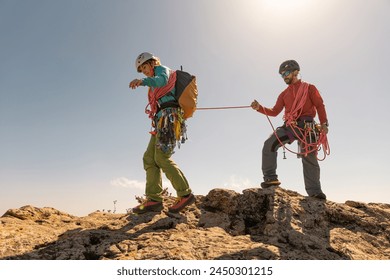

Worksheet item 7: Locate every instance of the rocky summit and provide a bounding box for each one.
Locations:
[1,187,389,260]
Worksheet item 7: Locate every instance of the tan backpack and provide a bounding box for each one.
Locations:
[175,70,198,119]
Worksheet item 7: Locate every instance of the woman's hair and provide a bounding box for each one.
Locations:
[145,57,161,68]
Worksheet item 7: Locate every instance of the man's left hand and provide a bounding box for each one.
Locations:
[321,123,329,134]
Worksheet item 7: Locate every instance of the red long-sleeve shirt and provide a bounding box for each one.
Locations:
[257,80,328,124]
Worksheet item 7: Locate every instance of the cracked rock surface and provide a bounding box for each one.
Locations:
[1,187,389,260]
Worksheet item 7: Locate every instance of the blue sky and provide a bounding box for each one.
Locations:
[1,0,389,216]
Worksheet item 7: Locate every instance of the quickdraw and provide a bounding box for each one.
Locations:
[154,107,187,153]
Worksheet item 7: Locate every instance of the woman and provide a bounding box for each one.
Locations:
[129,52,195,214]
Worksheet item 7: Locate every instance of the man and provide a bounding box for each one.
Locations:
[251,60,329,199]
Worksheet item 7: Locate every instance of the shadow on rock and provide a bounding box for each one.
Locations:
[2,208,187,260]
[2,187,389,260]
[201,187,351,260]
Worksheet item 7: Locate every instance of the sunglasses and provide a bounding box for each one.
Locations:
[281,70,291,78]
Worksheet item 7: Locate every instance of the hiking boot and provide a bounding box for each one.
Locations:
[168,193,196,213]
[261,178,281,189]
[132,200,163,214]
[310,193,327,200]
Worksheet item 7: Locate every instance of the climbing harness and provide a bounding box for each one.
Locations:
[269,117,330,161]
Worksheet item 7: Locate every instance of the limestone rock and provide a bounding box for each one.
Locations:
[1,187,389,260]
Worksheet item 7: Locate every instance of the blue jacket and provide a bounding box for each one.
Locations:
[141,65,176,105]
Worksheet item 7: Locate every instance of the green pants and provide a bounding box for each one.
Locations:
[143,135,192,201]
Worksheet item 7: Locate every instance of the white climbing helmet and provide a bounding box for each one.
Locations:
[135,52,157,72]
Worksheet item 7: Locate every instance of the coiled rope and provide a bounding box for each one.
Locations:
[262,109,330,161]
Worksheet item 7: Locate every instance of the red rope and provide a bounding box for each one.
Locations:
[197,105,251,110]
[145,70,177,119]
[263,113,330,161]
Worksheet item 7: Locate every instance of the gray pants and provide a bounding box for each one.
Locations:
[262,125,323,196]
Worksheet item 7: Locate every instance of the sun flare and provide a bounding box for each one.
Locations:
[242,0,323,29]
[263,0,313,10]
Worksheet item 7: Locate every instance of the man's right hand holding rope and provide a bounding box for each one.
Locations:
[251,99,261,111]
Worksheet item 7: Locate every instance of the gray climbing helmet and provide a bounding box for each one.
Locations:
[279,60,300,74]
